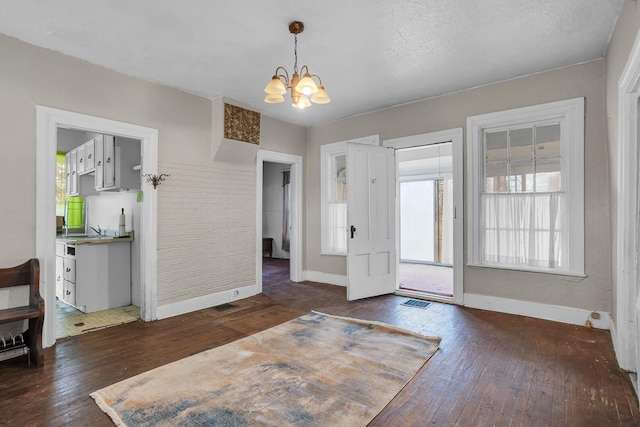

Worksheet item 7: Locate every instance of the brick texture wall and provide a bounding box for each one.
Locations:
[156,160,256,306]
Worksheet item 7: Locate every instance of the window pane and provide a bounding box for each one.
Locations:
[333,154,347,202]
[509,161,534,193]
[535,171,562,192]
[535,124,561,160]
[485,130,507,162]
[509,127,533,162]
[326,202,347,253]
[485,131,508,193]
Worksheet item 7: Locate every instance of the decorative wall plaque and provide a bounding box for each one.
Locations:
[224,103,261,145]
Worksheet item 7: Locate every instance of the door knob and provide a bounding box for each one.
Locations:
[350,225,356,239]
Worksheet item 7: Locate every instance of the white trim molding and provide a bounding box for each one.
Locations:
[464,293,611,330]
[157,284,258,319]
[302,270,347,287]
[256,150,303,290]
[383,128,464,305]
[36,106,158,348]
[615,26,640,372]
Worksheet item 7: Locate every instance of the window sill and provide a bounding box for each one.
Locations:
[466,263,586,279]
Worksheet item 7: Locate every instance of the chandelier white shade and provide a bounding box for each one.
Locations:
[264,21,330,109]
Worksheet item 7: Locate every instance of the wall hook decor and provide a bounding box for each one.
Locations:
[142,173,170,189]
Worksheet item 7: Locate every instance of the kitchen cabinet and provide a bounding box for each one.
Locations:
[77,138,95,175]
[65,143,96,197]
[95,135,139,191]
[65,151,78,196]
[65,134,139,196]
[62,250,76,306]
[76,144,85,174]
[55,242,65,301]
[56,239,131,313]
[95,134,111,189]
[83,138,95,172]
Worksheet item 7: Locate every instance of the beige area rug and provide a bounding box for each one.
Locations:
[91,311,441,427]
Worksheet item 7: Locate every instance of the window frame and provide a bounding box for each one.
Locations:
[466,97,585,276]
[320,135,379,256]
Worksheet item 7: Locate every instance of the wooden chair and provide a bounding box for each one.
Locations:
[0,259,44,367]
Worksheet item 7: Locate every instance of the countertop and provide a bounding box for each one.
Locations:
[57,232,134,245]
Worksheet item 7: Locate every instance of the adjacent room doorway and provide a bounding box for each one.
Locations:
[256,150,303,291]
[36,107,158,348]
[261,161,292,287]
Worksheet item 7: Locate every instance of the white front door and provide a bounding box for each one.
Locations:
[346,142,396,300]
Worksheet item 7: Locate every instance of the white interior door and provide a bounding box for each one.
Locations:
[346,142,396,300]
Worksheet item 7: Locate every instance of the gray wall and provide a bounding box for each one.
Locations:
[0,33,305,309]
[305,59,610,312]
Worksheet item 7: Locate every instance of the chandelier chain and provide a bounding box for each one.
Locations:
[293,34,298,74]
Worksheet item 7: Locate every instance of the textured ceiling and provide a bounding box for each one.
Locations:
[0,0,623,127]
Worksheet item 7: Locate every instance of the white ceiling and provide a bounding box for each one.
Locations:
[0,0,622,127]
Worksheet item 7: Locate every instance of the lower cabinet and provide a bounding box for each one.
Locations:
[63,280,76,306]
[75,241,131,313]
[56,240,131,313]
[55,242,65,301]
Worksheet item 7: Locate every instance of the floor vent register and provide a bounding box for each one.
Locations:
[401,299,431,309]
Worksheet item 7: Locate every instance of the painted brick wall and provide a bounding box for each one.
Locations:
[156,160,256,306]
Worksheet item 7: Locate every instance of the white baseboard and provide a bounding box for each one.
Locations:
[463,293,611,330]
[302,270,347,287]
[156,284,259,319]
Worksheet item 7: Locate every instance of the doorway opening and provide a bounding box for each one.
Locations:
[383,128,464,305]
[36,106,158,348]
[261,161,292,288]
[54,127,142,339]
[255,150,303,291]
[397,143,454,298]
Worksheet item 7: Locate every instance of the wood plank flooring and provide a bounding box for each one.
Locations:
[0,281,637,426]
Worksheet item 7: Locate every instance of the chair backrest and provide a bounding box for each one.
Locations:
[0,259,40,306]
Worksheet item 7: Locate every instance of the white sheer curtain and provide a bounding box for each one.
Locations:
[482,192,564,269]
[326,202,347,254]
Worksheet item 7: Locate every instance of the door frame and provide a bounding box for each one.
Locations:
[256,150,303,289]
[36,106,159,348]
[615,28,640,373]
[383,128,464,305]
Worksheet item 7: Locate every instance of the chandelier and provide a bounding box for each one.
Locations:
[264,21,331,109]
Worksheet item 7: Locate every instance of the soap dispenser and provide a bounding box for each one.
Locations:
[119,208,126,237]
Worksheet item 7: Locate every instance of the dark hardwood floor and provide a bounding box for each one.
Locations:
[0,281,638,426]
[262,256,291,287]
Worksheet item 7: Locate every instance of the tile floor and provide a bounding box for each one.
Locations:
[56,299,140,339]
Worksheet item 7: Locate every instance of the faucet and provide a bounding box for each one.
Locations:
[90,225,101,236]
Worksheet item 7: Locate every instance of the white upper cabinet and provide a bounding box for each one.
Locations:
[65,150,78,196]
[76,144,86,175]
[95,134,117,191]
[78,138,95,174]
[95,135,140,192]
[65,133,140,195]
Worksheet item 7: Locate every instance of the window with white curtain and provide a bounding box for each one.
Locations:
[466,98,584,276]
[320,135,379,255]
